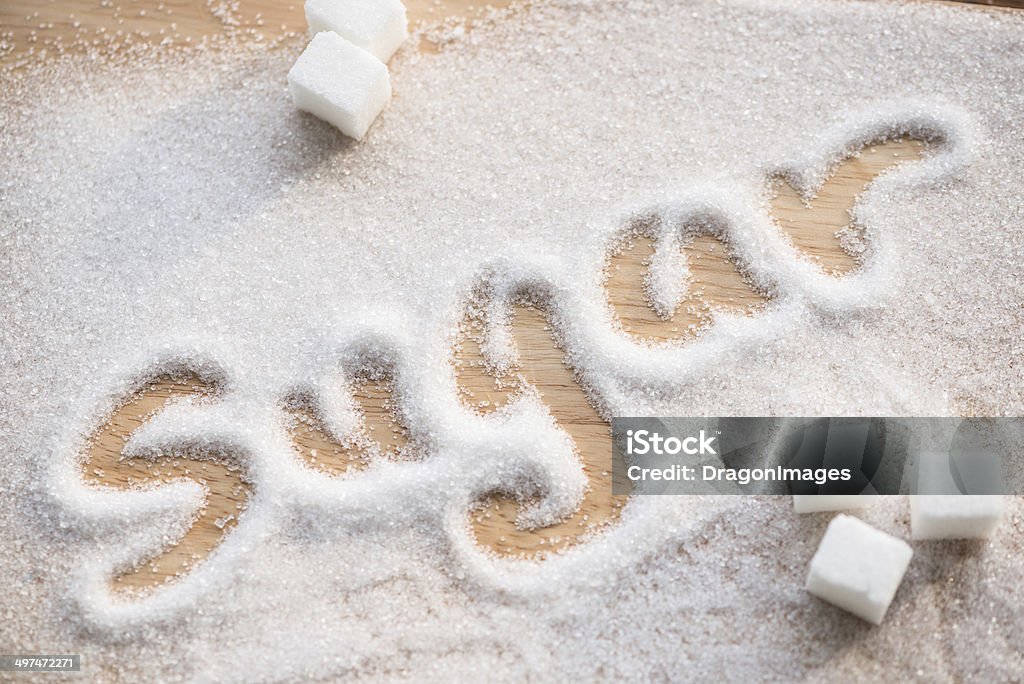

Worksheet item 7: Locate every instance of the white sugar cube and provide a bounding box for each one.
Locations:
[911,495,1003,540]
[305,0,408,62]
[792,419,880,513]
[910,450,1003,539]
[793,494,877,514]
[914,449,1002,496]
[805,514,912,625]
[288,32,392,141]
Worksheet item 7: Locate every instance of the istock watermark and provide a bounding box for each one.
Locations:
[625,428,718,456]
[611,417,1022,496]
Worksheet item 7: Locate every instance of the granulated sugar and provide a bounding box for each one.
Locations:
[1,0,1023,680]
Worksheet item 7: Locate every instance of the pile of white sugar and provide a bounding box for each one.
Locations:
[1,0,1023,680]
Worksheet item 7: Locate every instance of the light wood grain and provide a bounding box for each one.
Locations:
[81,374,247,593]
[0,0,517,65]
[82,138,928,587]
[457,305,629,556]
[772,140,926,276]
[454,140,928,557]
[4,0,1022,67]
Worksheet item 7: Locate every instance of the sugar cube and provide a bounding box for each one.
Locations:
[913,449,1002,496]
[805,514,912,625]
[910,450,1003,539]
[791,419,882,513]
[288,32,392,141]
[793,494,877,514]
[910,495,1003,540]
[305,0,408,62]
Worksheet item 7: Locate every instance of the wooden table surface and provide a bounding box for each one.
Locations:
[1,0,1016,594]
[2,0,1022,66]
[0,0,518,64]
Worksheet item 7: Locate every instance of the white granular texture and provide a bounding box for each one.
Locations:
[2,0,1024,681]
